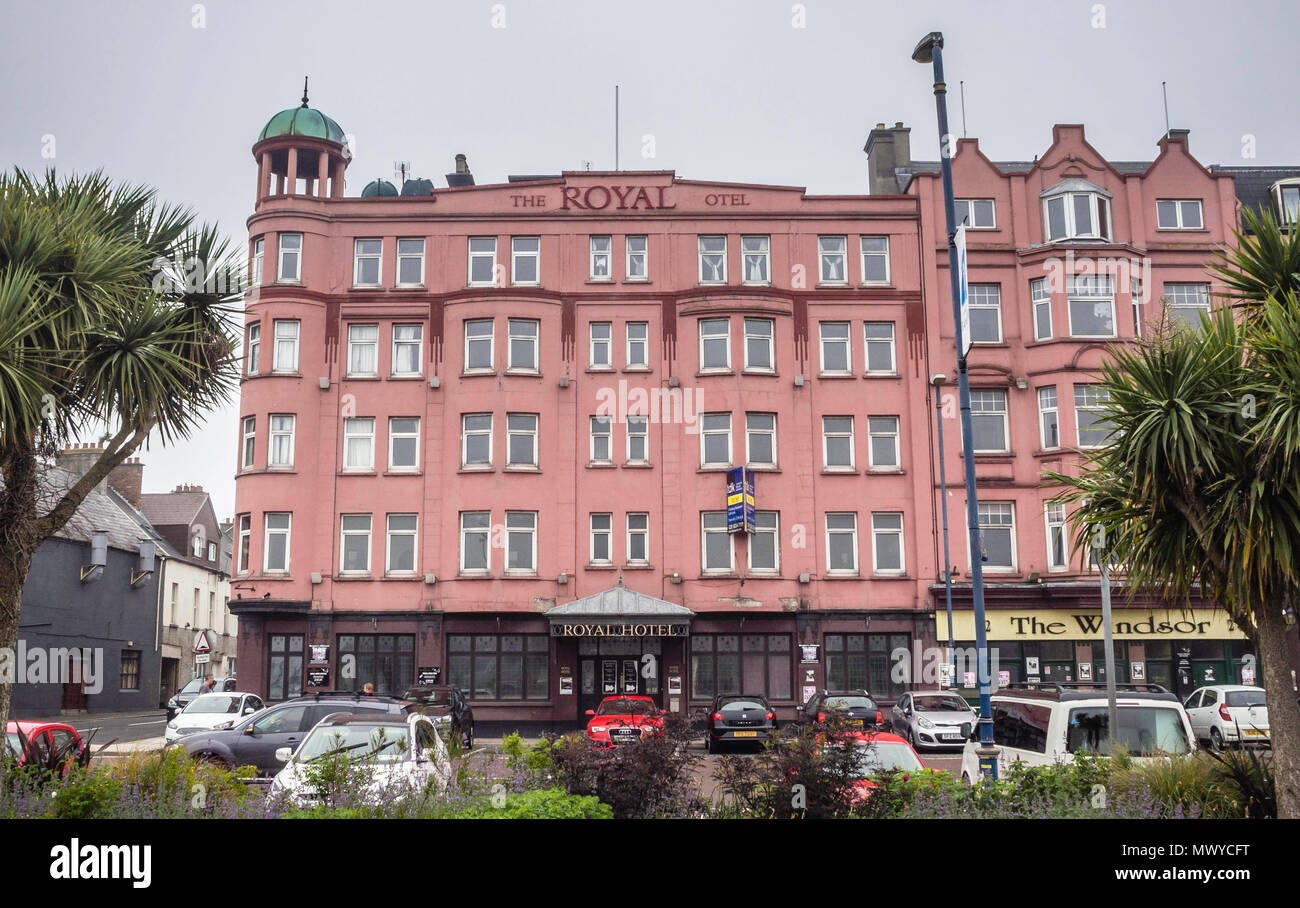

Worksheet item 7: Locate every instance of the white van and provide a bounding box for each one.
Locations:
[959,682,1196,784]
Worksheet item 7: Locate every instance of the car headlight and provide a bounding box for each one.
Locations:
[590,726,607,733]
[214,721,234,730]
[167,720,177,729]
[918,717,934,729]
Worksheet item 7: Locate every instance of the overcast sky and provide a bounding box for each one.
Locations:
[4,0,1298,519]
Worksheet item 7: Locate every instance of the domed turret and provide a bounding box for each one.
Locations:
[361,179,399,198]
[251,78,351,205]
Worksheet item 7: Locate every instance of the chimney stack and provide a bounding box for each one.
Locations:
[446,154,475,188]
[56,444,108,496]
[106,457,144,508]
[864,122,912,195]
[1166,127,1190,152]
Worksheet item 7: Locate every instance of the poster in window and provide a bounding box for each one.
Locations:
[309,644,329,664]
[1078,662,1093,681]
[307,668,330,687]
[602,660,617,694]
[1239,661,1254,684]
[622,660,638,694]
[667,673,681,695]
[417,666,441,685]
[997,670,1010,688]
[799,644,820,664]
[802,685,817,705]
[1025,657,1040,675]
[1130,661,1146,681]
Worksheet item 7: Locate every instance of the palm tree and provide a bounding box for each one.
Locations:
[1051,219,1300,817]
[0,169,240,734]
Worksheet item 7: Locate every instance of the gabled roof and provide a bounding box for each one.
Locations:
[139,491,207,527]
[9,467,159,554]
[547,585,694,620]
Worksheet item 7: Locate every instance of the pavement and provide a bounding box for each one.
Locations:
[12,709,169,754]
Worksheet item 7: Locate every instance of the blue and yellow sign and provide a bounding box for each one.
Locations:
[726,467,756,534]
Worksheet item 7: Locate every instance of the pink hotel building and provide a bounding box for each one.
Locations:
[230,98,1259,724]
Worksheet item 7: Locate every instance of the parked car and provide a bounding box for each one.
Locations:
[704,694,778,753]
[585,695,666,747]
[891,690,978,750]
[164,692,265,744]
[835,731,927,801]
[794,690,885,731]
[270,712,451,807]
[176,692,419,776]
[958,682,1196,784]
[1182,685,1270,750]
[400,684,475,749]
[4,721,89,775]
[165,676,237,721]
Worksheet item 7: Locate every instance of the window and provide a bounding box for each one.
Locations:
[825,633,911,698]
[993,702,1052,753]
[700,413,732,467]
[1044,191,1111,242]
[1276,182,1300,225]
[382,514,417,574]
[864,322,896,374]
[252,237,265,286]
[192,589,200,624]
[1045,502,1068,571]
[1163,282,1211,328]
[336,634,415,697]
[590,513,612,564]
[968,284,1002,343]
[819,322,851,374]
[955,199,996,229]
[264,513,291,572]
[825,513,858,574]
[627,513,649,564]
[743,318,774,372]
[272,320,299,372]
[505,511,537,572]
[353,238,382,286]
[745,413,777,467]
[749,511,779,573]
[1067,275,1115,337]
[464,319,494,372]
[822,416,855,469]
[511,236,540,284]
[699,318,730,371]
[347,324,379,376]
[1031,278,1052,340]
[388,417,420,471]
[626,416,648,463]
[396,238,425,286]
[392,324,423,376]
[508,319,539,372]
[589,322,612,369]
[468,237,497,285]
[970,390,1008,452]
[267,634,304,700]
[1074,384,1113,448]
[241,416,255,470]
[343,417,375,470]
[871,512,905,573]
[1156,199,1203,230]
[1131,275,1145,339]
[448,634,549,701]
[1037,387,1060,449]
[340,514,372,574]
[168,583,178,625]
[690,633,791,700]
[589,235,611,279]
[462,414,492,467]
[277,233,301,282]
[867,416,899,469]
[698,235,727,283]
[506,414,538,467]
[626,235,648,280]
[977,502,1016,571]
[246,322,261,374]
[460,511,490,572]
[701,511,733,573]
[236,515,250,574]
[590,416,612,463]
[818,236,848,283]
[626,322,648,368]
[860,236,890,283]
[269,414,295,468]
[741,235,769,283]
[120,651,141,691]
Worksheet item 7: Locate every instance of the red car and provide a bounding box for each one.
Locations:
[584,695,666,747]
[4,721,89,775]
[815,731,926,802]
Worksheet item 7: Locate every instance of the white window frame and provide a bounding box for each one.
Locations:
[741,235,770,284]
[343,417,376,471]
[459,511,490,573]
[464,318,494,373]
[353,238,382,287]
[825,512,859,575]
[819,322,851,375]
[392,324,423,377]
[967,284,1003,344]
[511,236,540,285]
[1045,502,1068,572]
[396,237,425,287]
[867,416,900,470]
[743,318,774,372]
[1074,384,1113,449]
[626,322,649,368]
[976,502,1017,572]
[626,235,648,280]
[386,513,419,575]
[1043,192,1111,242]
[955,199,996,229]
[626,513,650,564]
[1275,181,1300,225]
[590,416,612,464]
[507,318,539,373]
[236,514,250,574]
[246,322,261,375]
[277,233,302,282]
[461,413,493,468]
[1155,199,1204,230]
[589,235,612,280]
[589,322,612,369]
[745,412,777,467]
[970,390,1009,453]
[700,413,732,468]
[388,417,420,472]
[699,318,731,372]
[504,510,538,574]
[272,319,299,373]
[818,235,848,284]
[589,513,613,565]
[1066,275,1116,339]
[626,416,648,464]
[1031,278,1052,341]
[1037,387,1060,450]
[698,235,727,284]
[1163,282,1212,328]
[701,511,734,574]
[822,416,856,470]
[268,414,295,468]
[860,236,890,284]
[1131,275,1145,339]
[346,323,379,377]
[468,237,498,286]
[864,322,896,375]
[339,514,372,575]
[871,512,905,574]
[241,416,255,470]
[748,510,779,573]
[263,512,292,573]
[506,413,538,467]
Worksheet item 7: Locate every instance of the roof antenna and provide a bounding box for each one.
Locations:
[301,76,310,108]
[1161,81,1170,138]
[960,80,968,138]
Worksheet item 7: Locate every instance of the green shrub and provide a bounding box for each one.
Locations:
[455,788,612,819]
[50,767,122,819]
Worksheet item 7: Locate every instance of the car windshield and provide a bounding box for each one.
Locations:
[1225,690,1266,708]
[183,695,243,715]
[179,678,204,695]
[597,698,656,716]
[4,732,21,755]
[719,698,766,711]
[295,724,410,763]
[913,695,970,712]
[825,696,875,710]
[851,741,924,775]
[1067,706,1191,755]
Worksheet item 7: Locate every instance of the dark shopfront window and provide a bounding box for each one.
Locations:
[690,634,792,701]
[448,635,549,700]
[337,634,415,697]
[269,634,303,700]
[824,634,910,699]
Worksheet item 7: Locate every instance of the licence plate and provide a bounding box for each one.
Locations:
[1243,729,1265,737]
[732,731,758,738]
[941,733,964,740]
[848,719,863,726]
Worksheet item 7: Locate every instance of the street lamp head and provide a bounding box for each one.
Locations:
[930,372,947,386]
[911,31,944,64]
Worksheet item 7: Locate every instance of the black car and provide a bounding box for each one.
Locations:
[400,685,475,749]
[794,690,885,731]
[704,694,778,754]
[176,692,418,776]
[166,676,237,721]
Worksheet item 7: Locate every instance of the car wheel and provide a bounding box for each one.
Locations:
[1210,728,1224,753]
[196,753,229,769]
[910,727,922,751]
[705,735,715,755]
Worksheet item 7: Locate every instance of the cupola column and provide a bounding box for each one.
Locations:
[256,151,268,206]
[318,152,330,198]
[286,147,299,197]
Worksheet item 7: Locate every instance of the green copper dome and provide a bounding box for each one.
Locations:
[258,105,346,144]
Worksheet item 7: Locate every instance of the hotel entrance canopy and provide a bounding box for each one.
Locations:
[546,586,693,638]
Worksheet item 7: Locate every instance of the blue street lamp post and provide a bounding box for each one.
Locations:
[913,31,999,779]
[932,373,957,693]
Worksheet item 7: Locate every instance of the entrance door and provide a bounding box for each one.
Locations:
[578,652,661,717]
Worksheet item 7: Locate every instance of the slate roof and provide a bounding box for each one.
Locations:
[20,467,160,554]
[1209,165,1300,222]
[547,585,694,619]
[139,491,207,527]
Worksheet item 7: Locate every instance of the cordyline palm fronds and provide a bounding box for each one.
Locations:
[0,168,240,749]
[1209,206,1300,315]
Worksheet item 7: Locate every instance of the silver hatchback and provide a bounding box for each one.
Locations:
[891,691,977,749]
